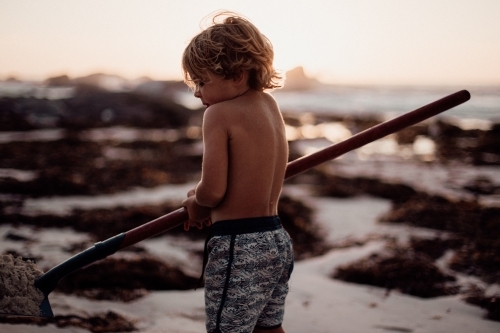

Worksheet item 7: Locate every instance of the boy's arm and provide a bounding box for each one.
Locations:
[194,105,229,207]
[181,195,211,230]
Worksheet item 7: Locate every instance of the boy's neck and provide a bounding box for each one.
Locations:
[237,86,251,98]
[231,70,251,98]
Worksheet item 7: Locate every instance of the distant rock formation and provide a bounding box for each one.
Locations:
[73,73,130,91]
[44,73,133,92]
[44,75,72,86]
[42,68,323,93]
[282,66,322,91]
[133,80,187,98]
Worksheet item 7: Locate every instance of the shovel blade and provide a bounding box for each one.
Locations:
[39,296,54,317]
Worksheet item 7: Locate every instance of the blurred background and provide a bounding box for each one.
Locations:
[2,0,499,121]
[2,0,500,86]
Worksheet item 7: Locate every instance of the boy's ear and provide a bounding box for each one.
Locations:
[233,70,249,86]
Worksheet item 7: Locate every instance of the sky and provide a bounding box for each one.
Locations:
[1,0,500,86]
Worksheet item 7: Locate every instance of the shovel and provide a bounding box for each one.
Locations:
[4,90,470,317]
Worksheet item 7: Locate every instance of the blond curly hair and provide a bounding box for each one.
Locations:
[182,12,283,91]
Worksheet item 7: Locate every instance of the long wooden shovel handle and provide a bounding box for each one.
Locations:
[120,89,470,248]
[285,89,470,177]
[35,90,470,296]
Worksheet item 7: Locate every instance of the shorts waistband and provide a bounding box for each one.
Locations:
[195,216,282,290]
[211,216,282,235]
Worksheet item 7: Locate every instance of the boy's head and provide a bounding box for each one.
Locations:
[182,11,282,91]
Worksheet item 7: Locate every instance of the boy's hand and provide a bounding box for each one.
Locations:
[187,187,196,197]
[181,195,212,231]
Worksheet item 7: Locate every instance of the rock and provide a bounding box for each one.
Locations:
[0,310,137,332]
[282,66,321,91]
[56,255,199,298]
[474,123,500,165]
[315,173,417,203]
[463,284,500,322]
[333,247,459,298]
[278,195,329,259]
[380,194,500,284]
[44,75,72,87]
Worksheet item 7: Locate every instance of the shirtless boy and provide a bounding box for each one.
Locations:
[181,12,293,333]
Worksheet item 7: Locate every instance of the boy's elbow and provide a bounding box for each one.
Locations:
[195,188,224,208]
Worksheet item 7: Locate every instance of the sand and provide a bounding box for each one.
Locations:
[1,192,500,332]
[0,254,45,316]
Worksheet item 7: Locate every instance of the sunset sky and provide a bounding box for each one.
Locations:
[1,0,499,86]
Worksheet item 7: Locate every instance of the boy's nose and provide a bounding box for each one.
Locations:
[194,89,201,98]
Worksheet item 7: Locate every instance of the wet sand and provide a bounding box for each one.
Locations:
[0,254,44,316]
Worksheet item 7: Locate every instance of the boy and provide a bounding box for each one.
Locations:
[181,12,293,333]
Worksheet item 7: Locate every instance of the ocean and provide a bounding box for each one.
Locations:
[272,86,500,121]
[1,81,498,123]
[176,85,499,124]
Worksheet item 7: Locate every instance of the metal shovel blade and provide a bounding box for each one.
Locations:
[39,296,54,317]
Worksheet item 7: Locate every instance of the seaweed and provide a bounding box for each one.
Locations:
[333,246,459,298]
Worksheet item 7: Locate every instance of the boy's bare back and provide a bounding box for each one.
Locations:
[202,89,288,223]
[180,11,288,229]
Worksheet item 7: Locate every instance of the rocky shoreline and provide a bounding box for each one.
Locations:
[1,87,499,330]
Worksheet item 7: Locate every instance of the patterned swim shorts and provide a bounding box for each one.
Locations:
[203,216,294,333]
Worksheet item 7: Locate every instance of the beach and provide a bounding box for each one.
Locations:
[1,78,499,332]
[1,186,499,332]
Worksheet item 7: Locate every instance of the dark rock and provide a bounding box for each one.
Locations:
[0,138,201,196]
[1,207,202,301]
[72,288,149,302]
[4,231,33,242]
[0,310,137,332]
[463,284,500,322]
[56,255,199,296]
[409,236,463,260]
[0,87,198,131]
[0,98,65,130]
[316,173,417,203]
[449,239,500,284]
[1,203,179,242]
[379,193,481,233]
[44,75,72,86]
[380,194,500,283]
[60,88,194,129]
[395,124,428,145]
[333,247,458,298]
[473,124,500,165]
[463,176,500,195]
[278,195,329,259]
[430,120,500,165]
[0,98,36,131]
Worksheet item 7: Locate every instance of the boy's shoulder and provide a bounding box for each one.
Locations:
[204,91,278,124]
